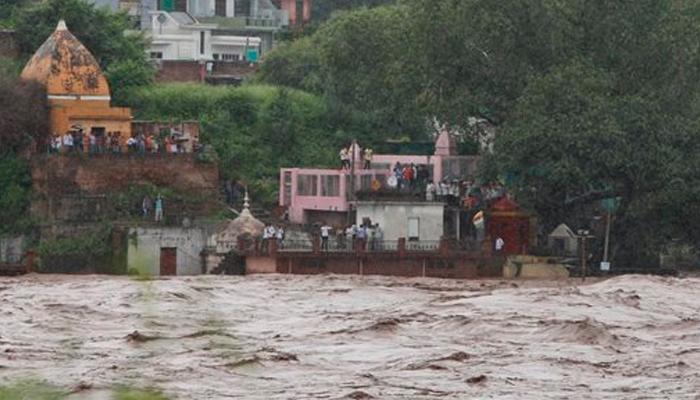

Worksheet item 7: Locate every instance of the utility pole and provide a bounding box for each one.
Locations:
[577,229,590,282]
[603,210,611,264]
[346,139,357,227]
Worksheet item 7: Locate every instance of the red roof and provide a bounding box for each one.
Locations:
[491,197,520,212]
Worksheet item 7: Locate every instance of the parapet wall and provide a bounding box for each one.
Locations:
[271,252,503,279]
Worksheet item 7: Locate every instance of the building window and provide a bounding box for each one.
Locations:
[214,53,240,62]
[408,217,420,241]
[200,31,205,55]
[320,175,340,197]
[150,51,163,59]
[283,171,293,205]
[297,175,318,196]
[215,0,226,16]
[360,175,373,191]
[234,0,250,16]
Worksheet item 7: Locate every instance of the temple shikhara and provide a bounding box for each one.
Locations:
[20,20,132,146]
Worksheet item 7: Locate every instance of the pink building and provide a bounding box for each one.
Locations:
[278,0,312,27]
[279,131,480,226]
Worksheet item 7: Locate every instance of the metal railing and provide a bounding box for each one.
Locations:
[243,237,483,255]
[405,240,441,252]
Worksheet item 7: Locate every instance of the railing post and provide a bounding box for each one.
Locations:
[439,237,451,257]
[312,236,320,255]
[398,238,406,259]
[25,250,36,273]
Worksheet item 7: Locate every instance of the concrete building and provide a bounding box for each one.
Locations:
[548,223,578,256]
[147,11,262,62]
[355,201,445,243]
[88,0,291,60]
[279,130,480,225]
[127,227,206,275]
[21,20,133,144]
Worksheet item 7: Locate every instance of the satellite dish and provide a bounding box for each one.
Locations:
[387,175,398,188]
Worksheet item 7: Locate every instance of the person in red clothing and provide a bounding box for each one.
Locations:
[145,135,154,153]
[402,165,414,190]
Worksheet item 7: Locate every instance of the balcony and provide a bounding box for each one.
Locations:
[199,16,285,31]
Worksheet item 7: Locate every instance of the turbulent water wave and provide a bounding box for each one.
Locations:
[0,274,699,399]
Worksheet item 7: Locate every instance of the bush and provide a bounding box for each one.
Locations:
[0,153,34,235]
[126,84,339,206]
[37,226,112,273]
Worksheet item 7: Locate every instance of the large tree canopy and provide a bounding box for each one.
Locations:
[0,75,49,151]
[259,0,700,267]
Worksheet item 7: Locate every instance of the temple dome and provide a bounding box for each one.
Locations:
[20,20,111,98]
[216,192,265,253]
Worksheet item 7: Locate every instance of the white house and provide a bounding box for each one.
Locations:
[355,201,446,243]
[148,11,262,62]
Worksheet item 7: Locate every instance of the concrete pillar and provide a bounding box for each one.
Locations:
[312,236,320,255]
[25,250,36,273]
[439,237,450,257]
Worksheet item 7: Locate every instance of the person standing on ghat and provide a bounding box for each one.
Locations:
[320,223,332,251]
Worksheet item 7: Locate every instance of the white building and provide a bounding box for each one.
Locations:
[87,0,287,61]
[148,11,262,62]
[127,227,206,276]
[355,201,446,243]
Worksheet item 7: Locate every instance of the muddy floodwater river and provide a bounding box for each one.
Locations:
[0,274,699,399]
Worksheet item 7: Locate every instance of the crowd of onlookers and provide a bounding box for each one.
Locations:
[320,222,385,252]
[258,221,387,253]
[48,129,198,155]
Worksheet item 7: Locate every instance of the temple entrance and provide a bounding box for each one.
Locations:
[160,247,177,276]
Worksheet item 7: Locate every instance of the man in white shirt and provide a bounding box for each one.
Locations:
[320,223,332,251]
[356,225,367,251]
[276,226,285,250]
[339,148,350,170]
[262,225,275,253]
[345,225,356,250]
[62,132,73,154]
[426,182,436,201]
[495,236,505,255]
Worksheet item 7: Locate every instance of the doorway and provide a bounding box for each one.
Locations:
[160,247,177,276]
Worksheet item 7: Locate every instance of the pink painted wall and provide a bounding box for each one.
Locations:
[279,141,477,224]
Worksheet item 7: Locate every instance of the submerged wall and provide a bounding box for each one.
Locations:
[266,252,502,279]
[127,227,206,276]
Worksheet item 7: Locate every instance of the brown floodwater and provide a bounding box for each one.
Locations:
[0,273,699,399]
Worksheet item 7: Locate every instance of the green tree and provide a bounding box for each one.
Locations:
[311,0,396,22]
[0,153,33,235]
[0,75,49,151]
[14,0,154,105]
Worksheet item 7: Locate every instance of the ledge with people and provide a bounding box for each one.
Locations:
[47,124,201,156]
